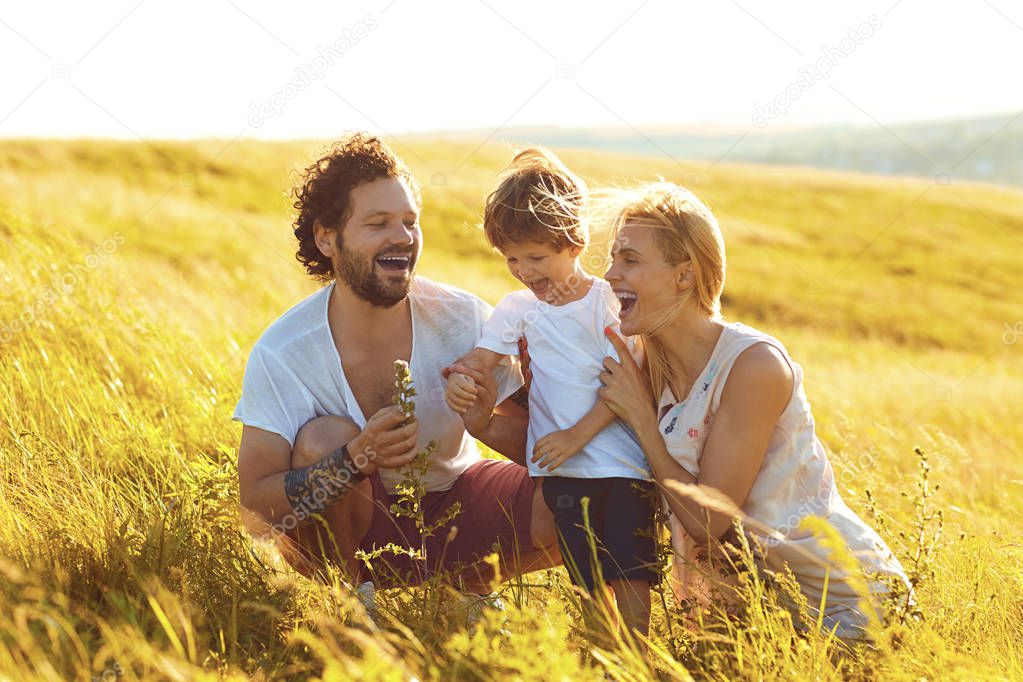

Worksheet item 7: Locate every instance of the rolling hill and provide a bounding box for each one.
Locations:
[1,137,1021,680]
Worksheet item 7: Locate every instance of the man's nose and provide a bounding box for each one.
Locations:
[389,219,415,245]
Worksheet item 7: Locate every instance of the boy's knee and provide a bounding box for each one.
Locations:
[292,415,361,469]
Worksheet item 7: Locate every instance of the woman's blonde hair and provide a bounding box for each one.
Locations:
[483,147,588,253]
[607,182,726,401]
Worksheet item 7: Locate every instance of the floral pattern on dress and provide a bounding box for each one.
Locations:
[701,360,720,391]
[664,415,678,434]
[661,359,723,439]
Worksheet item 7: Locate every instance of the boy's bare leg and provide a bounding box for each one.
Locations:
[569,585,619,648]
[609,578,652,637]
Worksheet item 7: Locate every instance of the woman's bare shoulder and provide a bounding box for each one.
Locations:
[724,342,794,408]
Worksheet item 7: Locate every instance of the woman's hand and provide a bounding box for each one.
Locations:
[598,327,657,434]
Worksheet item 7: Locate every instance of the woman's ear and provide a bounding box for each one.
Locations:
[313,219,336,259]
[675,260,694,291]
[568,244,583,258]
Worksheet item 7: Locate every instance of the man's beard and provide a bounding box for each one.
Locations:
[335,242,417,308]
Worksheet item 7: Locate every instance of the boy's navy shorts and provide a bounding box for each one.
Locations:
[541,476,659,591]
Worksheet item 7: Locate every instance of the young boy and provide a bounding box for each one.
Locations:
[445,148,657,636]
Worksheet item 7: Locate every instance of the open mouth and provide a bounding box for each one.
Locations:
[375,253,412,272]
[525,278,550,296]
[615,290,637,315]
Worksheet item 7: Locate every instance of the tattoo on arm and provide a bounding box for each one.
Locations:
[510,386,529,411]
[283,443,367,521]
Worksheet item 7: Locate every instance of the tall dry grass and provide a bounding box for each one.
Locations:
[1,138,1021,680]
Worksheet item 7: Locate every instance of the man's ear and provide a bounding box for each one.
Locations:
[313,219,337,259]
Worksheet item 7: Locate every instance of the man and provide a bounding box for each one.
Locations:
[234,133,556,594]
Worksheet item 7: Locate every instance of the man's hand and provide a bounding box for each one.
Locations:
[532,427,586,472]
[517,336,532,392]
[446,372,478,414]
[347,405,420,474]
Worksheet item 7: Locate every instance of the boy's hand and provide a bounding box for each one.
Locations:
[532,428,586,471]
[448,364,500,437]
[445,372,478,414]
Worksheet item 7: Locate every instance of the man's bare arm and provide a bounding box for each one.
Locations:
[507,385,529,412]
[238,425,302,529]
[237,406,419,531]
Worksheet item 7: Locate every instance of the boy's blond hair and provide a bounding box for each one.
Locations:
[483,147,588,253]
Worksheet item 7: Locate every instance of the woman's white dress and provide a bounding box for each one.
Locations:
[657,321,910,639]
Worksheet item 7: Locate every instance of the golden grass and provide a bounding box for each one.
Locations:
[1,137,1021,680]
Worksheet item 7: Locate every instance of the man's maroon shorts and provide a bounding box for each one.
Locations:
[356,459,537,587]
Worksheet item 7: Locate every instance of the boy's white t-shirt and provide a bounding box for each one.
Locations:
[477,278,650,480]
[232,277,522,494]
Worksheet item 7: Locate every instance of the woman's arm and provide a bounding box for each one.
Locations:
[600,331,792,544]
[679,344,792,540]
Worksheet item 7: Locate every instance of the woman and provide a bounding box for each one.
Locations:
[596,182,910,640]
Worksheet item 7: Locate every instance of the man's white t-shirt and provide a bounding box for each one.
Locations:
[233,277,522,493]
[476,278,650,480]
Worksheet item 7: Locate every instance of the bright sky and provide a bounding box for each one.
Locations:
[2,0,1021,140]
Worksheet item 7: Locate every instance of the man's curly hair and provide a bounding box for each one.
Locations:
[292,133,421,281]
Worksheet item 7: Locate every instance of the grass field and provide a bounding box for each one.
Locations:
[1,137,1021,680]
